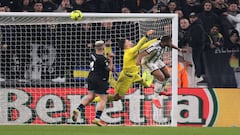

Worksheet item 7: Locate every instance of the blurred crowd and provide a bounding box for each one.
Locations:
[0,0,239,50]
[0,0,240,87]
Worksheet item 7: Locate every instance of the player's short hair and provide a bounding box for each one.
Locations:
[94,40,105,50]
[161,35,172,42]
[118,39,126,49]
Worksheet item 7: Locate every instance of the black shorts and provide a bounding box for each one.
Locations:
[87,77,108,94]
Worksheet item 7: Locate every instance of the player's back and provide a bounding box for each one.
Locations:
[88,52,109,81]
[143,41,165,63]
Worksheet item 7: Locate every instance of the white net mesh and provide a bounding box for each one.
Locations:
[0,13,177,126]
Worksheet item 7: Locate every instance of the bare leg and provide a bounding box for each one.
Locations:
[80,91,96,106]
[151,69,165,97]
[93,94,108,127]
[152,69,165,82]
[97,94,108,111]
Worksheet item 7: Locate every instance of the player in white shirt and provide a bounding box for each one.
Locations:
[137,35,185,108]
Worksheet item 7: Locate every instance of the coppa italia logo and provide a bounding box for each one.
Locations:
[177,88,218,127]
[0,88,218,126]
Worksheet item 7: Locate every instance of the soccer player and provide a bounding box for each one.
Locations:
[137,35,185,108]
[72,40,113,126]
[93,29,157,102]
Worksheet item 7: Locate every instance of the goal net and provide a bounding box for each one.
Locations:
[0,12,178,126]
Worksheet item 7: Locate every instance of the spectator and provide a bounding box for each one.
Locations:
[178,17,195,86]
[207,24,224,49]
[0,0,18,12]
[0,7,7,82]
[188,12,206,79]
[220,2,240,38]
[178,62,189,88]
[54,0,72,12]
[226,2,239,16]
[182,0,202,18]
[51,23,70,83]
[121,7,131,13]
[148,4,161,13]
[227,14,240,34]
[0,46,7,81]
[175,8,184,18]
[198,0,220,33]
[32,1,44,12]
[157,1,168,13]
[159,0,169,5]
[226,29,240,49]
[165,0,178,13]
[225,2,240,34]
[212,0,228,15]
[18,0,33,12]
[0,5,10,12]
[42,0,57,12]
[163,60,190,88]
[72,0,87,11]
[0,6,6,12]
[1,24,32,83]
[179,17,191,48]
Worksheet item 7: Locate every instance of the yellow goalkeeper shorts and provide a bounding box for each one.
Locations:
[115,70,142,96]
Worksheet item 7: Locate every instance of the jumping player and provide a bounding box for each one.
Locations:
[94,29,157,102]
[137,35,185,108]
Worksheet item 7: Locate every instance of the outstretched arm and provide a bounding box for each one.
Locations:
[169,44,187,52]
[130,30,155,53]
[139,38,158,50]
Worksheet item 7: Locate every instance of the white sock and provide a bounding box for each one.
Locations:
[162,78,169,89]
[153,92,159,99]
[154,81,163,98]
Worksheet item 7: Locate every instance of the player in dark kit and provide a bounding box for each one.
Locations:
[72,40,113,126]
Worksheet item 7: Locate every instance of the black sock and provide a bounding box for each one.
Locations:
[95,110,103,119]
[77,104,85,111]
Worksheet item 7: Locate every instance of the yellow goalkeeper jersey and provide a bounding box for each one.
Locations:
[122,36,157,73]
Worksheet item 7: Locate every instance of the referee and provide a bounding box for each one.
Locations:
[72,40,113,126]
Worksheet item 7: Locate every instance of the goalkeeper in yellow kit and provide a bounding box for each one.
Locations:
[94,30,157,102]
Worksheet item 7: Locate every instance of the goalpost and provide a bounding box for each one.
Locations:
[0,12,178,126]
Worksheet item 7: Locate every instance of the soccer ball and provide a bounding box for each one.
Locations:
[70,10,83,21]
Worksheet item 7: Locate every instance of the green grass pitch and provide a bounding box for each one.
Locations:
[0,125,239,135]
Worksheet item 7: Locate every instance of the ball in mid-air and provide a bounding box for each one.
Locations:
[70,10,83,21]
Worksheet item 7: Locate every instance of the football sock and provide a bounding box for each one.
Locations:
[96,110,103,119]
[77,104,85,111]
[154,80,163,98]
